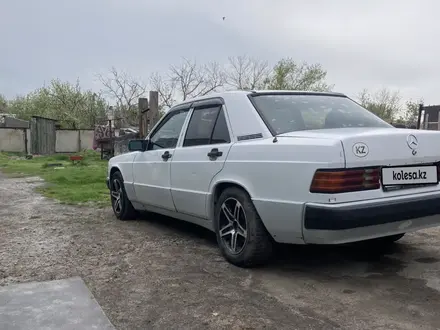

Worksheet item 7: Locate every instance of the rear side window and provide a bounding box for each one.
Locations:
[211,109,231,144]
[183,106,231,147]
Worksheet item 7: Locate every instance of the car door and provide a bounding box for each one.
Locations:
[170,99,233,219]
[132,106,190,211]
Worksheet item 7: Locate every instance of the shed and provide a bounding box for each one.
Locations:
[30,116,57,155]
[0,114,29,129]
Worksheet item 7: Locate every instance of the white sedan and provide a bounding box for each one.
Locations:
[107,90,440,267]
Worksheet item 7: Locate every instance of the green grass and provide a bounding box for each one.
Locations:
[0,150,109,206]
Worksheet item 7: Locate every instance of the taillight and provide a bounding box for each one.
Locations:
[310,168,381,193]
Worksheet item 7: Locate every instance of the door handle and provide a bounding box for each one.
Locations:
[161,151,172,160]
[207,148,223,158]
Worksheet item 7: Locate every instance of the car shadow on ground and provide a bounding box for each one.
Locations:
[271,242,410,275]
[135,211,218,246]
[133,211,421,274]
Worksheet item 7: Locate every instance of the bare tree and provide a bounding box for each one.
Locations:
[225,55,270,90]
[151,58,226,110]
[150,72,176,110]
[169,58,225,100]
[97,67,147,125]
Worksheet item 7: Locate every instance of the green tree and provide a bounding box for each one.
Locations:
[400,99,423,127]
[0,94,7,112]
[151,56,333,111]
[7,79,107,129]
[357,88,402,122]
[264,58,333,91]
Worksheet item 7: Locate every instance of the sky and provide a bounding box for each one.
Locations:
[1,0,439,104]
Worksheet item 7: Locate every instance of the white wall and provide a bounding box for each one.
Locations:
[56,130,79,153]
[0,128,27,152]
[55,129,95,153]
[0,129,95,154]
[80,130,94,150]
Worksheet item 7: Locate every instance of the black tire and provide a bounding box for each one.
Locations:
[214,187,273,268]
[110,171,137,220]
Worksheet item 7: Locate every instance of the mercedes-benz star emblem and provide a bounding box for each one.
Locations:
[406,134,418,155]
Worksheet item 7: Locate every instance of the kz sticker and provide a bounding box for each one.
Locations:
[352,142,369,158]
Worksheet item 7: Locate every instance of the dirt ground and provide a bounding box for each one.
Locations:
[1,174,440,330]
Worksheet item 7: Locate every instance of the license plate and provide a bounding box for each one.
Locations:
[382,166,438,186]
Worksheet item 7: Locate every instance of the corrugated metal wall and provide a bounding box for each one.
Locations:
[30,116,56,155]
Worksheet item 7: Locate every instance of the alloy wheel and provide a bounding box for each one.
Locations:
[110,178,123,215]
[219,197,248,254]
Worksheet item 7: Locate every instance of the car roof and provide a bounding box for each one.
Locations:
[248,90,346,96]
[176,90,347,106]
[167,90,349,141]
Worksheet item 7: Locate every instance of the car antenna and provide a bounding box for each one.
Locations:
[273,136,278,143]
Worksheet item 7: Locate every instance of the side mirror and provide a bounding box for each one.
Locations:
[128,139,148,152]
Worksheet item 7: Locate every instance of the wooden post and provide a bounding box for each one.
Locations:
[23,128,28,154]
[149,91,159,133]
[77,130,81,152]
[108,119,113,157]
[416,104,423,129]
[138,97,149,138]
[437,111,440,131]
[138,106,143,138]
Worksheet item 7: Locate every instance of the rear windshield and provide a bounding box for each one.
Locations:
[249,94,392,135]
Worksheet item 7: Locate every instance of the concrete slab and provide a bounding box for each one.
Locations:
[0,277,115,330]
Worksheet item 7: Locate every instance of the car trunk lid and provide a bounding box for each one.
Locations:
[279,127,440,167]
[280,127,440,193]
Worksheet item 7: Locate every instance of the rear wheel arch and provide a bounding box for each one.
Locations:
[210,181,253,221]
[210,180,274,235]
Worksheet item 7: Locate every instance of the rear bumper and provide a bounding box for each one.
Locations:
[106,177,110,190]
[305,193,440,230]
[303,192,440,244]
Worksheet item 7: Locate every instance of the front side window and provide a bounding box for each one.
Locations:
[250,94,392,135]
[149,109,189,150]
